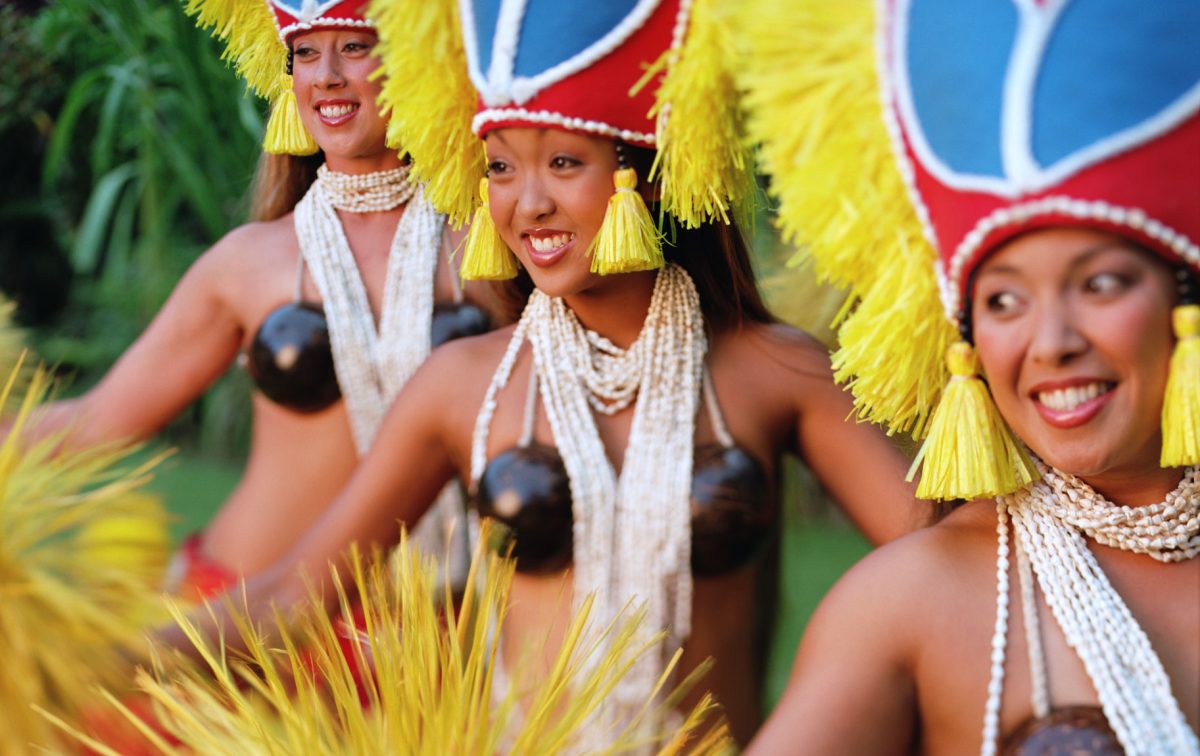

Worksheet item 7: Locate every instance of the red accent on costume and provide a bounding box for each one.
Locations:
[473,0,679,147]
[268,0,372,44]
[902,110,1200,303]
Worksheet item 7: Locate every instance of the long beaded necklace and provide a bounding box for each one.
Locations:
[980,462,1200,756]
[294,165,464,573]
[470,264,706,746]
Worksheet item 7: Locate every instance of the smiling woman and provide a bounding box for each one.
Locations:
[739,0,1200,753]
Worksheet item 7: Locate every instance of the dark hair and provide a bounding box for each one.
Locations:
[249,150,323,222]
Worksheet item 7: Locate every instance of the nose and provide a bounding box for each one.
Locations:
[314,51,346,89]
[1028,300,1088,367]
[513,173,555,222]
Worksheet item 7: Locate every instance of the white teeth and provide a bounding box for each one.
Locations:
[530,233,573,253]
[1036,382,1109,412]
[319,103,356,118]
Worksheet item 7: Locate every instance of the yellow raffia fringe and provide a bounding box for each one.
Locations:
[732,0,956,438]
[0,359,170,753]
[56,528,733,754]
[370,0,483,226]
[264,74,320,155]
[908,343,1038,501]
[0,298,32,399]
[460,178,518,280]
[183,0,287,100]
[646,0,756,231]
[1161,304,1200,467]
[589,168,665,275]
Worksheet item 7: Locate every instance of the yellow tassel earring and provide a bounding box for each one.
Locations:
[588,143,664,275]
[1161,270,1200,467]
[459,177,517,280]
[909,341,1038,500]
[263,53,318,156]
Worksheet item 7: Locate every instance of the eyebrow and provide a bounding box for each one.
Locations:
[979,240,1134,278]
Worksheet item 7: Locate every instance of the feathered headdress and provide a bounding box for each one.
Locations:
[737,0,1200,500]
[370,0,754,278]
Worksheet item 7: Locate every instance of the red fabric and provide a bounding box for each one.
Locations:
[171,533,237,601]
[474,0,679,147]
[903,109,1200,303]
[269,0,372,43]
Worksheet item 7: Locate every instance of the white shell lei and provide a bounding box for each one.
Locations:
[980,462,1200,756]
[470,264,705,747]
[294,167,465,572]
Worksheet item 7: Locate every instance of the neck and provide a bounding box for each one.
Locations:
[323,151,406,175]
[1075,464,1186,507]
[561,269,659,349]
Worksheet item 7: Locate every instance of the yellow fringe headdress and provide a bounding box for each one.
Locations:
[0,359,170,752]
[184,0,379,156]
[370,0,755,279]
[56,528,732,754]
[734,0,1200,499]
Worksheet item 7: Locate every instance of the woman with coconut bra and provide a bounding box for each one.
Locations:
[156,0,923,746]
[740,0,1200,753]
[13,0,497,597]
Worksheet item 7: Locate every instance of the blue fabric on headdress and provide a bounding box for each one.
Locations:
[1035,0,1200,166]
[906,0,1012,177]
[469,0,642,81]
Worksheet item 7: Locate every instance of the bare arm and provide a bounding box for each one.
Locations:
[748,543,922,755]
[154,339,468,654]
[19,230,255,449]
[790,336,922,544]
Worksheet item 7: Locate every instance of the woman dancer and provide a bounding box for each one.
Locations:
[159,0,921,745]
[740,0,1199,752]
[17,0,493,596]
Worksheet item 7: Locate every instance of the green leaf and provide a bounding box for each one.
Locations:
[70,163,137,275]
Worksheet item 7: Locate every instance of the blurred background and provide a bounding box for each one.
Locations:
[0,0,869,710]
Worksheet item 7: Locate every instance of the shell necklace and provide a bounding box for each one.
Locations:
[470,264,705,746]
[294,164,440,453]
[980,462,1200,756]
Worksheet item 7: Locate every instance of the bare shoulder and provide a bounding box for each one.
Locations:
[817,500,1000,630]
[200,215,297,277]
[711,320,833,393]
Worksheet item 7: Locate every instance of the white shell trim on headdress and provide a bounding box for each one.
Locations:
[278,17,374,42]
[471,107,656,145]
[939,197,1200,322]
[460,0,664,107]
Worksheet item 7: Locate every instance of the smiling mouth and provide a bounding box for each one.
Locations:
[1033,381,1116,413]
[528,233,575,253]
[317,103,358,122]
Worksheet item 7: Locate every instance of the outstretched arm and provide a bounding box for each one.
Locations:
[16,230,253,449]
[790,337,923,544]
[153,340,468,655]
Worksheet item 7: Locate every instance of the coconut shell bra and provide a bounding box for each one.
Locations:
[473,369,776,576]
[244,257,489,412]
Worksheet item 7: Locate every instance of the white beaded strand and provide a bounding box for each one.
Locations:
[980,464,1200,756]
[295,170,465,574]
[469,264,705,749]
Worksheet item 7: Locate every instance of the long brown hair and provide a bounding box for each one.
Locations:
[249,151,323,222]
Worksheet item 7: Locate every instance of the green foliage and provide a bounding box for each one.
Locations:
[15,0,268,454]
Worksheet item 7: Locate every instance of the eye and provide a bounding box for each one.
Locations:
[293,43,317,59]
[984,290,1023,315]
[1084,271,1129,296]
[343,39,372,54]
[549,155,581,170]
[486,159,509,176]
